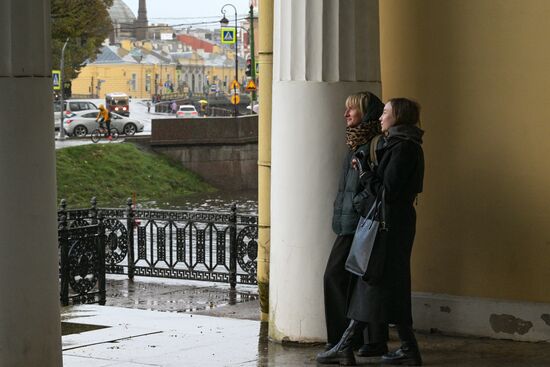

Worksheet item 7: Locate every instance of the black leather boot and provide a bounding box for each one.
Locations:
[316,320,361,365]
[381,342,422,366]
[357,342,388,357]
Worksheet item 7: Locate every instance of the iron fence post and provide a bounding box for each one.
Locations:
[126,198,135,280]
[229,203,237,289]
[90,197,98,224]
[59,209,70,307]
[97,211,106,305]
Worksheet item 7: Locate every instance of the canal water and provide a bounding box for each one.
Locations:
[133,189,258,214]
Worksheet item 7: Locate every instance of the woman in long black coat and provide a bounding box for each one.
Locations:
[318,98,425,366]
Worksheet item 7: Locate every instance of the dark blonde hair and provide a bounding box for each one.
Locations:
[388,98,421,126]
[345,92,369,116]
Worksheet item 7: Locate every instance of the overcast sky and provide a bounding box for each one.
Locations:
[124,0,252,29]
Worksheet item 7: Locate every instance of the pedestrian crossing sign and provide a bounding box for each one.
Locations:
[221,28,236,44]
[52,70,61,90]
[245,79,256,91]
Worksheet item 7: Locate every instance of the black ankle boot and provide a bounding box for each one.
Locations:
[357,342,388,357]
[316,320,361,366]
[381,342,422,366]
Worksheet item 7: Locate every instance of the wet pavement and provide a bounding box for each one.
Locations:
[61,276,550,366]
[104,275,260,320]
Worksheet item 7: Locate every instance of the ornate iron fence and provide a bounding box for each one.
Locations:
[59,213,106,305]
[57,198,258,289]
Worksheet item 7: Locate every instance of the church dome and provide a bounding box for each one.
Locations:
[108,0,136,25]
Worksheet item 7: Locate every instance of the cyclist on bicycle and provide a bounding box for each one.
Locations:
[96,104,112,140]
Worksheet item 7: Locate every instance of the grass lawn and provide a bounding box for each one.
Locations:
[56,143,215,208]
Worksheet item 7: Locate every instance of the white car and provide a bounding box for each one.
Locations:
[53,100,98,131]
[63,110,144,137]
[176,105,198,118]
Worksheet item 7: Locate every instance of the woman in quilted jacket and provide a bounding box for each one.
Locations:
[322,91,385,357]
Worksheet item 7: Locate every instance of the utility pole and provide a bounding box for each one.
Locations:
[220,4,238,117]
[58,38,69,140]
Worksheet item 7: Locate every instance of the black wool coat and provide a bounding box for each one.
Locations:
[347,125,424,325]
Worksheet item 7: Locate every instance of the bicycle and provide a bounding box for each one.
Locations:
[91,127,119,143]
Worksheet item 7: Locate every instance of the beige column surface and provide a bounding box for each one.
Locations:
[257,0,274,322]
[0,0,62,365]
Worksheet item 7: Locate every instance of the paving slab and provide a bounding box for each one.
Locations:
[62,305,260,367]
[60,276,550,366]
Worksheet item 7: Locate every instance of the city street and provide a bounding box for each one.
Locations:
[54,98,173,149]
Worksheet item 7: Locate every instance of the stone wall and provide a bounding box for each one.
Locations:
[150,115,258,191]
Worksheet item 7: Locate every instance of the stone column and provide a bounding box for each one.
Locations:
[269,0,381,342]
[0,0,62,365]
[257,0,274,323]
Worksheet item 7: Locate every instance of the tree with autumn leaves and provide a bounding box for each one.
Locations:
[51,0,114,80]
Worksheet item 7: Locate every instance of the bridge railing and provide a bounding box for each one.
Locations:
[57,198,258,289]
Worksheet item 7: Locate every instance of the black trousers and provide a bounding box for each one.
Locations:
[324,234,354,344]
[353,321,414,345]
[324,235,388,345]
[395,324,417,345]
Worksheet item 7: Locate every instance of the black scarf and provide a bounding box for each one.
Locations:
[361,92,384,123]
[386,124,424,145]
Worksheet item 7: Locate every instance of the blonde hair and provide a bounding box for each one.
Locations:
[345,92,368,116]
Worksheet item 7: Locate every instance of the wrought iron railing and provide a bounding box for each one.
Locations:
[57,198,258,289]
[58,213,106,306]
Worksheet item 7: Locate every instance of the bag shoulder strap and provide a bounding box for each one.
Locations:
[369,134,382,169]
[380,188,388,231]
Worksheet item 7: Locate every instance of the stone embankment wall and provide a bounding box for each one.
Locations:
[149,115,258,191]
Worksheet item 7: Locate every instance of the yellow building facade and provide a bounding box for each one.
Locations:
[72,43,246,99]
[72,62,177,99]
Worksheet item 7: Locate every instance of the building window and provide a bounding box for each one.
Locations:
[130,74,137,91]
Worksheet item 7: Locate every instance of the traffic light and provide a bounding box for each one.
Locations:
[245,58,252,77]
[62,81,72,99]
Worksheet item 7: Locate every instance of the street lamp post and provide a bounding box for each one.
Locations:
[248,5,257,112]
[220,3,238,117]
[58,37,69,140]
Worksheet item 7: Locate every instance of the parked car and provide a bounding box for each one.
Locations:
[176,105,198,118]
[53,100,98,131]
[63,110,144,137]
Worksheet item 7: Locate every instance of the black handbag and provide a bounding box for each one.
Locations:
[345,189,387,282]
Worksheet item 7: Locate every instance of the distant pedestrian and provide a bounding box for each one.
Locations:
[171,101,177,114]
[146,101,151,113]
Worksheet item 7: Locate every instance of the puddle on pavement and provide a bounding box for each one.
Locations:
[106,277,258,313]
